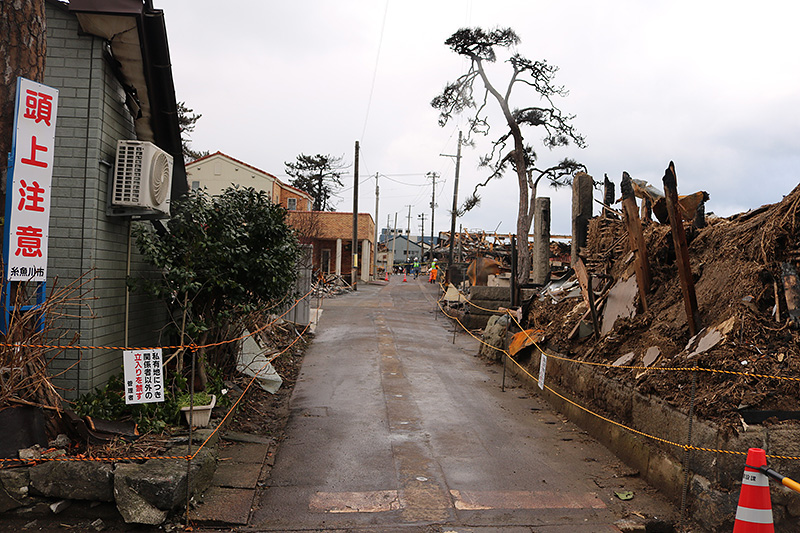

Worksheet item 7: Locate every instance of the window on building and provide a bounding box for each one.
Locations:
[191,180,200,190]
[287,197,297,210]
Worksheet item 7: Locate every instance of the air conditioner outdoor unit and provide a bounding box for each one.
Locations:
[112,140,173,214]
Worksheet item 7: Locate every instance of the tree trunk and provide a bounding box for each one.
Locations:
[0,0,47,208]
[473,59,534,287]
[516,184,535,287]
[316,173,323,211]
[194,331,210,391]
[0,1,48,420]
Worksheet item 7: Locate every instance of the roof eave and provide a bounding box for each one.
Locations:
[68,0,187,201]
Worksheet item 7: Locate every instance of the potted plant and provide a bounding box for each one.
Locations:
[177,391,216,427]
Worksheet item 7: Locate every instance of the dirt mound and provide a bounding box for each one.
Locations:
[527,184,800,433]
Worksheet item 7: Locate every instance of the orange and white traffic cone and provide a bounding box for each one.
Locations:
[733,448,774,532]
[402,272,407,282]
[385,271,389,281]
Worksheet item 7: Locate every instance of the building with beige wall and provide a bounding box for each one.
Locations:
[287,211,375,281]
[186,152,311,211]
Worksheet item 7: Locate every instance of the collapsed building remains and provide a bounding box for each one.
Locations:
[452,168,800,531]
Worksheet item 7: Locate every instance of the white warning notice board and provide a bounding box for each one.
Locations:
[122,349,165,405]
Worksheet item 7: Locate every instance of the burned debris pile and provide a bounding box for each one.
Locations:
[525,181,800,431]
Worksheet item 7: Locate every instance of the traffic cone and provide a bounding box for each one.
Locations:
[403,272,407,282]
[385,271,389,281]
[733,448,774,532]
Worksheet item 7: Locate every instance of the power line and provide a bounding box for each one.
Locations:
[360,0,390,141]
[379,175,430,187]
[339,175,375,194]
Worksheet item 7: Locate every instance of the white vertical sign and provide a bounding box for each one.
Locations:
[123,349,165,405]
[5,77,59,282]
[538,353,547,390]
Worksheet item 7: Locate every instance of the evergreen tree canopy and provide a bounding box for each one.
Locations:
[285,153,346,211]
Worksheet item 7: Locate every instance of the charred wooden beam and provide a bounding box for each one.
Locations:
[602,174,617,220]
[663,161,701,336]
[574,258,600,339]
[621,171,651,312]
[572,172,594,265]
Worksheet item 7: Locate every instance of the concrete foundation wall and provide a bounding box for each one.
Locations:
[504,348,800,531]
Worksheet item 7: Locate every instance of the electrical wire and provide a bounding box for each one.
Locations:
[360,0,390,142]
[380,174,430,187]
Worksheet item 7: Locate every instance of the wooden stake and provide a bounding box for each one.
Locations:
[574,258,600,339]
[602,174,616,219]
[620,172,651,313]
[663,162,701,336]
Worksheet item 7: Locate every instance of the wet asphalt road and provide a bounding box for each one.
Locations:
[247,277,680,532]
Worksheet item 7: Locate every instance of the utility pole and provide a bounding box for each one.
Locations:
[352,141,359,290]
[385,213,390,276]
[427,171,438,263]
[373,172,379,281]
[417,213,427,261]
[440,131,462,272]
[405,204,412,266]
[391,212,398,274]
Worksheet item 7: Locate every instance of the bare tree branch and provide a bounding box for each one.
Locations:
[431,26,586,284]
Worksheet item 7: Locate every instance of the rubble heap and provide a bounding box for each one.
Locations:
[526,183,800,432]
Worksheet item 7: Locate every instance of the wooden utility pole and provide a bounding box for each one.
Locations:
[385,214,390,275]
[418,213,427,260]
[621,171,651,312]
[352,141,359,289]
[373,173,379,281]
[427,171,438,261]
[404,204,412,266]
[391,212,398,274]
[438,131,462,279]
[663,162,700,335]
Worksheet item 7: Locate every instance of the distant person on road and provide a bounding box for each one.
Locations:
[428,262,438,284]
[413,258,421,279]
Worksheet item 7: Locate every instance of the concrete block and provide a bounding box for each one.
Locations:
[29,461,113,502]
[0,469,32,512]
[470,286,514,301]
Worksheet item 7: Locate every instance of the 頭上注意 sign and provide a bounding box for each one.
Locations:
[4,77,59,282]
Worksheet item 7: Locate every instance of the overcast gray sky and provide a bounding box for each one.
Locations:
[162,1,800,236]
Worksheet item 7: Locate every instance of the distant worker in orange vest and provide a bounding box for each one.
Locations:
[428,261,438,284]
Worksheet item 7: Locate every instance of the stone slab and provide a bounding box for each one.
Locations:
[222,432,272,445]
[217,442,267,464]
[213,461,261,489]
[190,486,254,525]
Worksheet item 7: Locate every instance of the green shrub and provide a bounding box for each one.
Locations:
[73,374,180,434]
